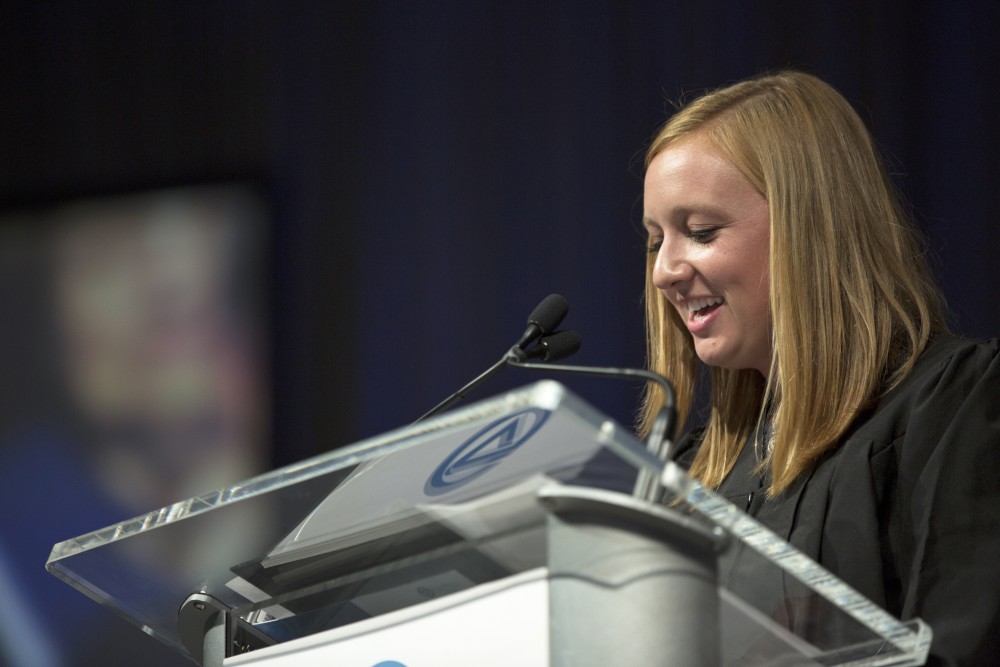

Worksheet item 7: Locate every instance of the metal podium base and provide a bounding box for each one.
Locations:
[539,486,729,667]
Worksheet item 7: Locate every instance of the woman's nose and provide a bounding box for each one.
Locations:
[651,240,694,289]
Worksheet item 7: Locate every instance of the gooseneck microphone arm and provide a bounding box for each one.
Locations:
[413,294,571,425]
[413,356,509,425]
[505,344,678,501]
[412,294,679,501]
[505,353,677,455]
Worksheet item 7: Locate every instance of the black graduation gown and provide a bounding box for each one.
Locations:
[679,335,1000,666]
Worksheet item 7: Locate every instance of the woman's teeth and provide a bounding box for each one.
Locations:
[687,296,723,315]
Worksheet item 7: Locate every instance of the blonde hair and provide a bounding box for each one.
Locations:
[641,71,947,494]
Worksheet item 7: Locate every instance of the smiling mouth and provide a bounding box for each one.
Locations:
[687,296,724,321]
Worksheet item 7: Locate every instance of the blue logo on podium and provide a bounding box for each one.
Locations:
[425,408,550,496]
[371,662,407,667]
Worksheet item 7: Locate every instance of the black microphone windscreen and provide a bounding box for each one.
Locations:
[527,294,569,335]
[526,330,581,362]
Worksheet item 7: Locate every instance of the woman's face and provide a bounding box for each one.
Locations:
[643,132,772,375]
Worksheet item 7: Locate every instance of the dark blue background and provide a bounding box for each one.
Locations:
[2,2,999,664]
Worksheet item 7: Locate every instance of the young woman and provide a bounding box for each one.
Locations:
[641,70,1000,665]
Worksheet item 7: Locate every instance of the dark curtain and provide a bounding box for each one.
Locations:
[2,1,999,665]
[273,0,1000,446]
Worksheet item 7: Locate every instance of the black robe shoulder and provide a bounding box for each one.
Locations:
[683,335,1000,666]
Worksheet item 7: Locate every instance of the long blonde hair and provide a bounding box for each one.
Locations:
[641,71,947,494]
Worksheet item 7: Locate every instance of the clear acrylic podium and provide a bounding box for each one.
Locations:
[47,381,932,666]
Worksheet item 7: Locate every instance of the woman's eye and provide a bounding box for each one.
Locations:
[687,228,718,243]
[646,239,662,254]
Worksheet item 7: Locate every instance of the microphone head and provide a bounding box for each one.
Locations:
[526,294,569,335]
[515,294,570,350]
[524,330,581,362]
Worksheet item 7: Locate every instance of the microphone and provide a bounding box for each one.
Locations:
[413,294,677,502]
[513,294,569,351]
[413,295,573,424]
[518,330,581,362]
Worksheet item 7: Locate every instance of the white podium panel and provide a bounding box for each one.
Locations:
[226,569,548,667]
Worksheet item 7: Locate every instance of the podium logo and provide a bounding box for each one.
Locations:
[424,408,551,496]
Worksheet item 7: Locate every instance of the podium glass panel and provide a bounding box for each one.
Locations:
[47,381,931,665]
